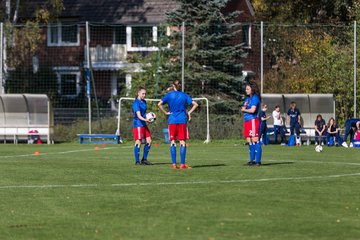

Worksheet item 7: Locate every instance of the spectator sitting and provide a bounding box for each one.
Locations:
[314,114,326,146]
[327,117,340,146]
[355,121,360,141]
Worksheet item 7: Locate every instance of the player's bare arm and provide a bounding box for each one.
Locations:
[241,106,257,114]
[187,101,198,121]
[136,111,150,122]
[157,100,171,115]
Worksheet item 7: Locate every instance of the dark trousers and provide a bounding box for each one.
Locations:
[274,125,286,144]
[327,132,340,144]
[259,122,267,143]
[290,122,300,137]
[315,131,327,144]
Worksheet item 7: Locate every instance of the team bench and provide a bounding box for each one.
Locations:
[267,127,345,145]
[0,126,53,144]
[78,134,120,144]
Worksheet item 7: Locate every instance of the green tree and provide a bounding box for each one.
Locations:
[253,0,360,122]
[1,0,63,100]
[253,0,358,24]
[162,0,248,100]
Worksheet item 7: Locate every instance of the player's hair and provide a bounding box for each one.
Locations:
[274,105,280,109]
[246,81,261,101]
[316,114,323,120]
[291,101,296,105]
[135,86,146,99]
[172,80,182,91]
[327,117,336,127]
[262,103,267,108]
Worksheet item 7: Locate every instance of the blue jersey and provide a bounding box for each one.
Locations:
[161,91,193,124]
[132,98,147,128]
[287,107,301,125]
[243,94,260,122]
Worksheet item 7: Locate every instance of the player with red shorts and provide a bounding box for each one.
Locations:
[132,87,153,165]
[158,80,198,169]
[241,81,262,166]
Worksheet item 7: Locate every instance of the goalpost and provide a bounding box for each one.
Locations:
[116,97,210,143]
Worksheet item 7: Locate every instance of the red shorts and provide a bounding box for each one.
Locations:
[243,118,260,138]
[168,124,188,141]
[133,126,151,140]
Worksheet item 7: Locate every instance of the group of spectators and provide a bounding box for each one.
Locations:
[258,102,360,147]
[258,101,302,146]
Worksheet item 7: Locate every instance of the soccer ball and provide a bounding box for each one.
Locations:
[315,145,323,152]
[146,112,156,123]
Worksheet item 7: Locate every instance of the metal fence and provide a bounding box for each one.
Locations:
[0,21,358,141]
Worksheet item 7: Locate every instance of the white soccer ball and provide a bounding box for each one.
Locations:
[146,112,156,123]
[315,145,323,153]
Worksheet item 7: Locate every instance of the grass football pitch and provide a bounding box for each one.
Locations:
[0,141,359,240]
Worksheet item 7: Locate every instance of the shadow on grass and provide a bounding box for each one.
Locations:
[152,162,172,165]
[191,164,226,168]
[243,162,294,167]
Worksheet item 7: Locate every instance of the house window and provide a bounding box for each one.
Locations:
[114,26,127,44]
[48,23,79,46]
[131,26,153,47]
[57,72,80,96]
[242,24,251,48]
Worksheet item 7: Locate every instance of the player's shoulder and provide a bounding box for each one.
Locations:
[252,94,260,102]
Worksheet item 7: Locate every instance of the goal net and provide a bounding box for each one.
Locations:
[116,97,210,143]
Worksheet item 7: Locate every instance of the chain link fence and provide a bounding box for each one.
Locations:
[0,21,359,141]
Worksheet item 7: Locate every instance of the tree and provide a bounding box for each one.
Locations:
[252,0,360,122]
[253,0,358,24]
[1,0,63,94]
[161,0,248,100]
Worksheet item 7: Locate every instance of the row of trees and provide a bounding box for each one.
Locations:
[253,0,360,123]
[2,0,360,123]
[131,0,360,123]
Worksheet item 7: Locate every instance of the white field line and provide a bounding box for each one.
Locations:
[0,172,360,190]
[0,146,133,159]
[267,159,360,166]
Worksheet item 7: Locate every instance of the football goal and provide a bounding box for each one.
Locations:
[116,97,210,143]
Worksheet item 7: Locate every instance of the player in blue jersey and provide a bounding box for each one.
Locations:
[158,80,198,169]
[132,87,153,165]
[287,101,301,146]
[241,81,262,166]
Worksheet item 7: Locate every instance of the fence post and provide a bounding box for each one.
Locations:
[86,21,92,134]
[0,22,3,94]
[354,20,357,118]
[181,21,185,92]
[260,21,264,95]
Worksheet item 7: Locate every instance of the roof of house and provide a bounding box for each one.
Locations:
[20,0,255,24]
[22,0,179,24]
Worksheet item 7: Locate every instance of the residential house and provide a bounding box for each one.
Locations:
[15,0,259,108]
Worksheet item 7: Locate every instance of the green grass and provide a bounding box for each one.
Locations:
[0,142,359,240]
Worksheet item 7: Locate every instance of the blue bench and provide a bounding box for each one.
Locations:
[78,134,120,144]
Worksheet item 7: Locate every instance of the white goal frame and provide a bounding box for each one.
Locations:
[116,97,210,143]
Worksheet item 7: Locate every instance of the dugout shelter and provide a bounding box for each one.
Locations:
[262,94,335,143]
[0,94,54,144]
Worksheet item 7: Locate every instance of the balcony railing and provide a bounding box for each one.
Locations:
[84,44,127,63]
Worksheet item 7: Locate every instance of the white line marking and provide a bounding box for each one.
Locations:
[267,159,360,166]
[0,147,127,159]
[0,172,359,190]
